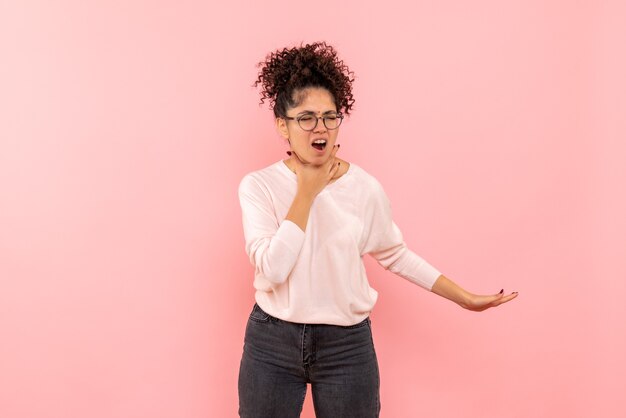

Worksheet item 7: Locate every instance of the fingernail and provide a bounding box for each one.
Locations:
[337,144,341,148]
[499,289,504,294]
[286,151,292,156]
[338,162,341,166]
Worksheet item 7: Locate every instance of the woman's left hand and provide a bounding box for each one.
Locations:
[463,290,518,312]
[431,274,518,311]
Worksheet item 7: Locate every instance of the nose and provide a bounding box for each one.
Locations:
[313,116,327,133]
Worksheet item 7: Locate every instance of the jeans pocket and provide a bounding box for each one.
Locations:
[248,303,271,323]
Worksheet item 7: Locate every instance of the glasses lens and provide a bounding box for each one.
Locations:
[323,114,342,130]
[297,115,317,131]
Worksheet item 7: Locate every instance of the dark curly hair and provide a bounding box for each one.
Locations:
[253,41,356,118]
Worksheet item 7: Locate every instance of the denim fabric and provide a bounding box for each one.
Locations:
[238,303,381,418]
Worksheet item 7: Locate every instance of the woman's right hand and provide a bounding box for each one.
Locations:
[290,145,341,199]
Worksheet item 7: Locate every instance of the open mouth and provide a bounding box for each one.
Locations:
[312,139,327,151]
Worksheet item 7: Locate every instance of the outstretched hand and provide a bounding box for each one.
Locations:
[431,274,518,312]
[464,290,518,312]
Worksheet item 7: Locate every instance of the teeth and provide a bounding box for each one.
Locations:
[313,139,327,144]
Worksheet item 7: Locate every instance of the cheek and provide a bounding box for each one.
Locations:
[292,134,310,147]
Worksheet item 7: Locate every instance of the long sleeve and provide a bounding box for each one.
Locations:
[362,179,441,291]
[238,174,305,285]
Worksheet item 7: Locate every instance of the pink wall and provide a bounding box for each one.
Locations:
[1,1,624,417]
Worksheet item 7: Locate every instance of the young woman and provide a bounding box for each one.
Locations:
[237,41,517,418]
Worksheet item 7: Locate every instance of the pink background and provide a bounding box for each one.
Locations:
[1,1,625,417]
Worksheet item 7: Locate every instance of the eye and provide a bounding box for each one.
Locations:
[299,115,315,122]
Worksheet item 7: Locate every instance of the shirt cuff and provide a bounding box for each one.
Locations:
[421,264,443,291]
[274,219,306,256]
[391,248,443,291]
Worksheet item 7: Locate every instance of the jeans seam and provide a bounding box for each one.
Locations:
[298,384,307,415]
[367,318,376,347]
[301,324,306,365]
[311,325,316,366]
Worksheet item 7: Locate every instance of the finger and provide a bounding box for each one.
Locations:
[329,160,341,177]
[489,292,518,308]
[325,145,338,165]
[487,289,505,303]
[500,292,519,304]
[324,147,338,171]
[487,291,504,303]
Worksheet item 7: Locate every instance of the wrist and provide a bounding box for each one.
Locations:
[295,189,315,203]
[459,292,475,309]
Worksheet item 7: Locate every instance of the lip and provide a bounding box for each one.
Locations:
[311,145,326,154]
[310,137,328,145]
[311,139,329,155]
[310,137,329,155]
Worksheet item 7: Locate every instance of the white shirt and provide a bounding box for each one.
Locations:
[238,159,442,326]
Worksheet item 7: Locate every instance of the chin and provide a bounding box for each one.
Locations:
[312,155,329,163]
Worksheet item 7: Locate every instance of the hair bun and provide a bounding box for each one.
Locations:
[253,41,356,117]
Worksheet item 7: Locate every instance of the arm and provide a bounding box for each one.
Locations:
[431,274,518,311]
[363,180,441,290]
[239,175,306,285]
[284,191,314,232]
[238,148,340,284]
[363,179,518,310]
[368,238,442,291]
[285,145,340,232]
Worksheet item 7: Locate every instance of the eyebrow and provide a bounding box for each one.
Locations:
[296,110,338,116]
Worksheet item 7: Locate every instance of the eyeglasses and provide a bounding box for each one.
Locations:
[283,112,344,131]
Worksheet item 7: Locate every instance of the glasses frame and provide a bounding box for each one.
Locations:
[283,112,344,131]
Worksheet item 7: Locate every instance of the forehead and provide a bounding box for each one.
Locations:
[291,87,336,112]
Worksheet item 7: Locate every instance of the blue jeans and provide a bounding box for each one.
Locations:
[238,303,381,418]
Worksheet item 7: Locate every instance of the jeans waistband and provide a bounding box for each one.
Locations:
[251,302,370,328]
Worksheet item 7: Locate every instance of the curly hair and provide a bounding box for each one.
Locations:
[253,41,356,118]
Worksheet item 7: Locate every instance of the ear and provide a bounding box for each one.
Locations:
[276,117,290,140]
